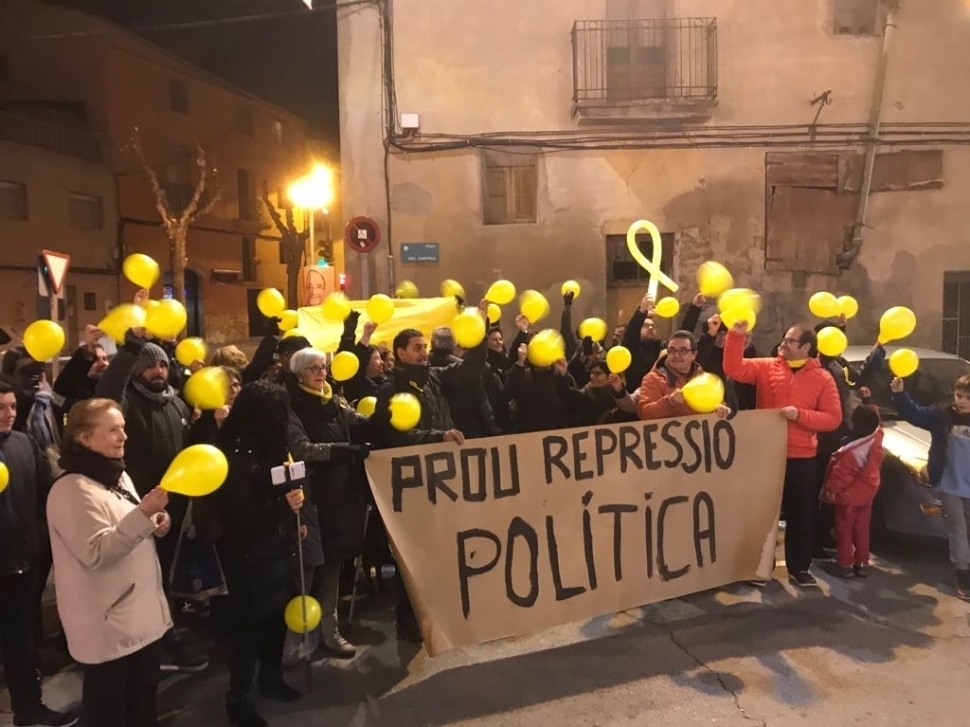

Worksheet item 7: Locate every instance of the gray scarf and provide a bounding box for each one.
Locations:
[132,379,176,405]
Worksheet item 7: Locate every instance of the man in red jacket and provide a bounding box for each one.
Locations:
[723,322,842,588]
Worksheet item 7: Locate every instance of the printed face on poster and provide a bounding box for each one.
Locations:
[300,266,335,308]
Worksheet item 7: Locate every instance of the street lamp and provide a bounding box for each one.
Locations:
[288,163,334,266]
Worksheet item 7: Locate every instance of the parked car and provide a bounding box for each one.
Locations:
[843,345,970,542]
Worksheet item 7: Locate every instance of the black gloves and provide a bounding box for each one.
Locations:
[328,443,370,464]
[563,291,575,307]
[343,310,361,336]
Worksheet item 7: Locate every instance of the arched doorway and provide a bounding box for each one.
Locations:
[162,269,203,337]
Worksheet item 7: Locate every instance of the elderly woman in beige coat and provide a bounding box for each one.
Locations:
[46,398,172,727]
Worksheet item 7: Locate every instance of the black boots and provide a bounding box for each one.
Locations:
[225,693,268,727]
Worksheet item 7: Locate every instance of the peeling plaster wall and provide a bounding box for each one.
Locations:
[338,0,970,349]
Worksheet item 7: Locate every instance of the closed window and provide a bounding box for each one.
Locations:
[242,237,257,282]
[169,79,188,113]
[83,292,97,311]
[271,120,284,145]
[482,152,538,225]
[68,193,103,230]
[606,231,674,287]
[833,0,882,36]
[943,272,970,359]
[0,180,28,220]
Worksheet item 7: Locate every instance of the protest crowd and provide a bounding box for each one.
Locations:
[1,253,967,727]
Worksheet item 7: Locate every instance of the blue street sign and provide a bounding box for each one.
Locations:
[401,242,439,263]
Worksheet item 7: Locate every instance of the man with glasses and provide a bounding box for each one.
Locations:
[723,322,842,588]
[638,330,732,420]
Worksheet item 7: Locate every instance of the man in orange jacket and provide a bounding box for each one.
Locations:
[723,322,842,588]
[638,330,732,421]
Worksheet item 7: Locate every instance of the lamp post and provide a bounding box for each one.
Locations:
[288,163,334,266]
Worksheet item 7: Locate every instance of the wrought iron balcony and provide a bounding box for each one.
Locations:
[572,17,718,105]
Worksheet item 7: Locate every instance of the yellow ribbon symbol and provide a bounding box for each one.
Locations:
[626,219,679,300]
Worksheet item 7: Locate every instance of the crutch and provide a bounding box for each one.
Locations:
[348,503,373,627]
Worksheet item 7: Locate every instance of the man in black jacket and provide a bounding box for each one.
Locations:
[0,382,78,727]
[53,325,109,421]
[94,334,206,674]
[622,294,666,393]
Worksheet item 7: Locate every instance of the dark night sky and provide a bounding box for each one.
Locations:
[53,0,339,141]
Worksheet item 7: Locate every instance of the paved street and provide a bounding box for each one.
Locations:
[3,538,969,727]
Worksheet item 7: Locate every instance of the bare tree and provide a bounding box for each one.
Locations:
[131,129,221,305]
[262,183,308,307]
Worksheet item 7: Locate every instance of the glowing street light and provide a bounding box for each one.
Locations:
[288,163,334,265]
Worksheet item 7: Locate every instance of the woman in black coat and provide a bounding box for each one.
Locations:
[287,348,375,662]
[204,381,305,727]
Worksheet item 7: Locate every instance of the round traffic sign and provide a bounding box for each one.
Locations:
[344,216,381,254]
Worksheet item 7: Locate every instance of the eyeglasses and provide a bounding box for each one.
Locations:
[667,347,694,356]
[306,365,326,374]
[781,338,804,347]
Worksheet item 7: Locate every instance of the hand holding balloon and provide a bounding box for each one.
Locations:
[138,488,169,518]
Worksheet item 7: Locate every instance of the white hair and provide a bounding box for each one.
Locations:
[289,348,327,375]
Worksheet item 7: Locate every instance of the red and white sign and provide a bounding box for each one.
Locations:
[41,249,71,295]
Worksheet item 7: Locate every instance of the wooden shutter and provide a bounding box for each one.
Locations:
[512,166,537,222]
[483,167,509,225]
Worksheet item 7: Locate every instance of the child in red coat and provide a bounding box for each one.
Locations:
[820,404,884,578]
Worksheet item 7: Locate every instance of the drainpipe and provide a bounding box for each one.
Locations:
[838,5,897,269]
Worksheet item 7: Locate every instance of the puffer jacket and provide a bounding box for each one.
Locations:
[0,431,53,575]
[820,428,884,507]
[723,330,842,458]
[637,357,706,420]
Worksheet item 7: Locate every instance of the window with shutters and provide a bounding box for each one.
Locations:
[241,237,257,282]
[0,180,27,220]
[482,153,538,225]
[943,272,970,359]
[833,0,882,36]
[68,193,103,230]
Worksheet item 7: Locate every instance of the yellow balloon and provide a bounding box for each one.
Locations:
[879,306,916,344]
[23,320,65,362]
[606,345,632,374]
[682,373,725,414]
[122,253,160,290]
[486,303,502,324]
[145,299,187,339]
[561,280,581,299]
[256,288,286,319]
[160,444,229,497]
[817,327,848,358]
[441,279,465,299]
[718,288,762,315]
[579,318,608,342]
[697,261,734,298]
[278,310,299,332]
[322,292,351,322]
[356,396,377,416]
[809,291,840,319]
[389,393,421,431]
[331,351,360,382]
[654,297,681,319]
[183,367,229,410]
[175,338,207,367]
[837,295,859,320]
[453,309,487,349]
[99,304,146,343]
[0,462,8,494]
[720,307,757,330]
[527,329,565,368]
[366,294,395,324]
[284,595,322,634]
[889,349,920,378]
[396,280,419,299]
[485,279,516,306]
[520,290,550,324]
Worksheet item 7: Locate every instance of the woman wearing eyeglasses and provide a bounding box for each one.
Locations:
[287,348,375,663]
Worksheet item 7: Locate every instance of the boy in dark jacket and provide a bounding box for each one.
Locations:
[820,404,883,579]
[892,373,970,599]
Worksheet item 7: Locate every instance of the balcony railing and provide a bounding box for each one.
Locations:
[572,18,718,104]
[0,112,102,161]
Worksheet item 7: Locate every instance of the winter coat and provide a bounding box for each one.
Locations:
[207,439,297,624]
[0,431,53,575]
[638,357,709,421]
[506,364,579,433]
[288,386,374,565]
[621,309,666,395]
[576,385,638,426]
[892,391,970,486]
[820,428,885,507]
[723,330,842,459]
[429,349,498,439]
[46,471,171,665]
[696,334,759,411]
[817,345,887,458]
[52,346,100,419]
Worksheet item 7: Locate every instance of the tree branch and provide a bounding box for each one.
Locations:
[131,129,175,237]
[261,181,288,236]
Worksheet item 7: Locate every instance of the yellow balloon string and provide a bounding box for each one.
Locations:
[626,220,679,300]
